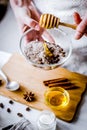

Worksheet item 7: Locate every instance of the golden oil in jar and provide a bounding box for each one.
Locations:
[44,87,69,110]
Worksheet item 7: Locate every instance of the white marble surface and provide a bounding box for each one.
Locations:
[0,51,87,130]
[0,51,40,129]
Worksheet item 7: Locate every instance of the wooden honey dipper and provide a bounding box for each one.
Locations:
[39,14,77,30]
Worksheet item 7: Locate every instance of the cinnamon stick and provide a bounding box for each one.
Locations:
[48,84,79,90]
[64,85,79,90]
[43,77,79,90]
[48,81,72,88]
[43,78,69,86]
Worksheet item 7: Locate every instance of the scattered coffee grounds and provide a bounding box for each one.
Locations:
[7,108,11,113]
[24,41,66,65]
[0,103,4,108]
[26,107,30,111]
[17,112,23,117]
[9,100,14,104]
[23,91,35,102]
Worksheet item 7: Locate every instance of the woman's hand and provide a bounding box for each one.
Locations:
[73,12,87,40]
[10,0,55,43]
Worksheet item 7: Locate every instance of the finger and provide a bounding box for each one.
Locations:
[10,0,17,8]
[29,2,40,21]
[24,30,37,42]
[12,0,18,5]
[25,29,44,42]
[85,33,87,36]
[24,0,31,6]
[23,16,40,30]
[22,25,30,32]
[14,0,31,6]
[38,37,44,42]
[15,0,23,6]
[25,30,34,42]
[73,12,82,24]
[37,36,44,42]
[42,31,55,43]
[75,18,87,39]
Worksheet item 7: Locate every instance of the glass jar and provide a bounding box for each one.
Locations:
[37,110,56,130]
[44,87,70,110]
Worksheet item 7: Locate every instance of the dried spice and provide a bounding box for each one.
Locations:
[17,112,23,117]
[9,100,14,104]
[0,103,4,108]
[43,78,69,86]
[23,91,35,102]
[26,107,30,111]
[43,78,79,90]
[7,108,11,113]
[48,81,72,87]
[61,51,66,57]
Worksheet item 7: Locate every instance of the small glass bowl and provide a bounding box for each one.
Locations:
[44,87,70,110]
[20,29,72,70]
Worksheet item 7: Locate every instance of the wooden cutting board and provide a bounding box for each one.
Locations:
[0,53,87,122]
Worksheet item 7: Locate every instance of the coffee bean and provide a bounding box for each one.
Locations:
[62,52,66,57]
[26,107,30,111]
[0,103,4,108]
[59,48,63,52]
[9,100,14,104]
[7,108,11,113]
[17,113,23,117]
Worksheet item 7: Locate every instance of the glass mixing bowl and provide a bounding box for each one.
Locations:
[20,29,72,70]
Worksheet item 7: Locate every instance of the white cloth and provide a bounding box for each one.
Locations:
[33,0,87,75]
[2,118,35,130]
[34,0,87,22]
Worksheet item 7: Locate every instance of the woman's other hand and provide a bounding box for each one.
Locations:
[73,12,87,40]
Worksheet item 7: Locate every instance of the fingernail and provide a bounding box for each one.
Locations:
[75,32,82,40]
[35,25,40,31]
[17,0,23,6]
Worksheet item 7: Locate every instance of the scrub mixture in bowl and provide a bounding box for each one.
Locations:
[24,40,66,65]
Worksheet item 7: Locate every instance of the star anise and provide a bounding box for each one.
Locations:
[23,91,35,102]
